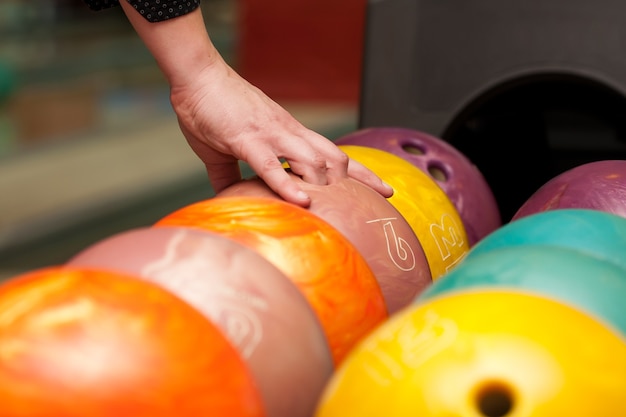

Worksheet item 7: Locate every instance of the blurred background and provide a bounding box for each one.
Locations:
[0,0,366,279]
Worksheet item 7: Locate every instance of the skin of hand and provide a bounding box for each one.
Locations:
[119,2,393,206]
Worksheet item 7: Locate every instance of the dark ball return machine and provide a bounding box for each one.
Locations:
[358,0,626,221]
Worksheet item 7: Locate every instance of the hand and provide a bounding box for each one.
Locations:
[120,2,392,206]
[171,60,393,206]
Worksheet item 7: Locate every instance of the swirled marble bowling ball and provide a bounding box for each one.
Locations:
[417,245,626,337]
[338,145,470,280]
[0,266,265,417]
[315,291,626,417]
[216,173,431,314]
[154,196,388,365]
[336,127,501,246]
[513,159,626,221]
[67,227,333,417]
[467,208,626,272]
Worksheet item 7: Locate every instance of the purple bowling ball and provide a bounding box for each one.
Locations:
[513,160,626,221]
[335,126,501,246]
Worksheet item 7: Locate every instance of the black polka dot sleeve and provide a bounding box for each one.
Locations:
[83,0,201,23]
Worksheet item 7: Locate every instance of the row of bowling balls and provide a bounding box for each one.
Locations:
[338,126,626,225]
[316,207,626,416]
[315,144,626,417]
[3,125,626,416]
[0,203,384,417]
[0,128,491,417]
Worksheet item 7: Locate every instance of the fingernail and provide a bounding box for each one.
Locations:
[297,190,310,201]
[383,181,394,192]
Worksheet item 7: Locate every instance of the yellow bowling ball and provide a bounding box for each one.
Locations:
[340,145,469,279]
[315,290,626,417]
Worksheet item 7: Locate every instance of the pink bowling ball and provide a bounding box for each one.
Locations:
[217,172,432,314]
[67,226,333,417]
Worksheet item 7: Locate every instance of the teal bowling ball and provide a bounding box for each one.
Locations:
[468,208,626,271]
[416,245,626,337]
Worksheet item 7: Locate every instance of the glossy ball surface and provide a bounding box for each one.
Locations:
[0,266,265,417]
[336,127,501,245]
[315,291,626,417]
[514,159,626,220]
[417,245,626,336]
[217,173,431,314]
[67,227,333,417]
[155,196,388,364]
[468,208,626,272]
[339,145,470,279]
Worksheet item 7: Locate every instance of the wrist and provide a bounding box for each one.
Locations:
[120,2,223,88]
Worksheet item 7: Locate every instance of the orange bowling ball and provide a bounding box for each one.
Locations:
[217,173,432,314]
[155,196,389,364]
[0,266,265,417]
[67,226,334,417]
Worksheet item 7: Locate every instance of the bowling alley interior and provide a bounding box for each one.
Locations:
[5,1,626,280]
[0,0,364,279]
[2,1,626,415]
[3,1,626,278]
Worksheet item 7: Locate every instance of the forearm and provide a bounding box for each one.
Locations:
[119,1,224,88]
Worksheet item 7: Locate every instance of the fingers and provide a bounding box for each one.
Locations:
[207,144,392,204]
[258,162,312,207]
[283,137,349,186]
[243,148,312,206]
[281,131,393,198]
[204,161,243,195]
[347,158,395,198]
[180,102,391,203]
[179,123,245,195]
[244,130,394,204]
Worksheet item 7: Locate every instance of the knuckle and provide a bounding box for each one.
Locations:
[310,152,328,169]
[260,155,284,171]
